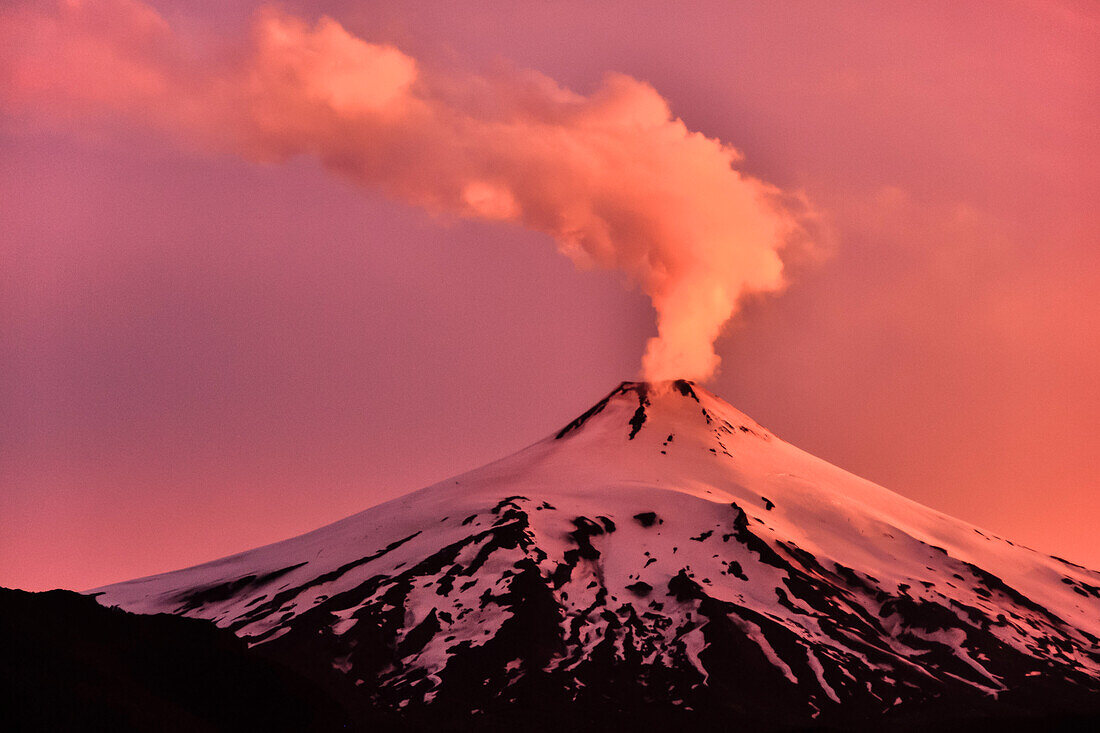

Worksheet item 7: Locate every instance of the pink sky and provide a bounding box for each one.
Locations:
[2,0,1097,591]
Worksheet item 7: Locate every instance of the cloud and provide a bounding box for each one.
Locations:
[1,0,811,381]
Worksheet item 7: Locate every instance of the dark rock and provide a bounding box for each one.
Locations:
[0,587,345,732]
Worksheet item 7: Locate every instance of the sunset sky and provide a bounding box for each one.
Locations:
[2,0,1097,592]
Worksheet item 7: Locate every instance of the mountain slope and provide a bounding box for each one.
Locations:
[0,587,345,732]
[93,381,1100,729]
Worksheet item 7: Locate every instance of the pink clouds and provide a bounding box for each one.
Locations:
[2,0,808,381]
[1,0,172,118]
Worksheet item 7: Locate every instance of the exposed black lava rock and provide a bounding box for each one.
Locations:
[627,384,651,439]
[568,517,607,561]
[556,381,700,442]
[172,562,307,614]
[726,561,748,581]
[672,380,700,401]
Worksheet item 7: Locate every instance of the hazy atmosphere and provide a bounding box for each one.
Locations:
[2,0,1097,592]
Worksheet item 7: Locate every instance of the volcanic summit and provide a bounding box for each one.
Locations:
[91,381,1100,730]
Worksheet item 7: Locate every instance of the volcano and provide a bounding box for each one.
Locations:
[92,381,1100,730]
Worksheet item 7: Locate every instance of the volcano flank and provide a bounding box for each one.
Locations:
[91,381,1100,730]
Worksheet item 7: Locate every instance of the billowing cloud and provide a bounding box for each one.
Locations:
[1,0,809,381]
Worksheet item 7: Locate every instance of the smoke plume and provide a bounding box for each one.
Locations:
[2,0,809,381]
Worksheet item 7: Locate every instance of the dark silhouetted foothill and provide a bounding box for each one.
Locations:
[0,587,345,732]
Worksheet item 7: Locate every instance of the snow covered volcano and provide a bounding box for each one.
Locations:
[92,381,1100,729]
